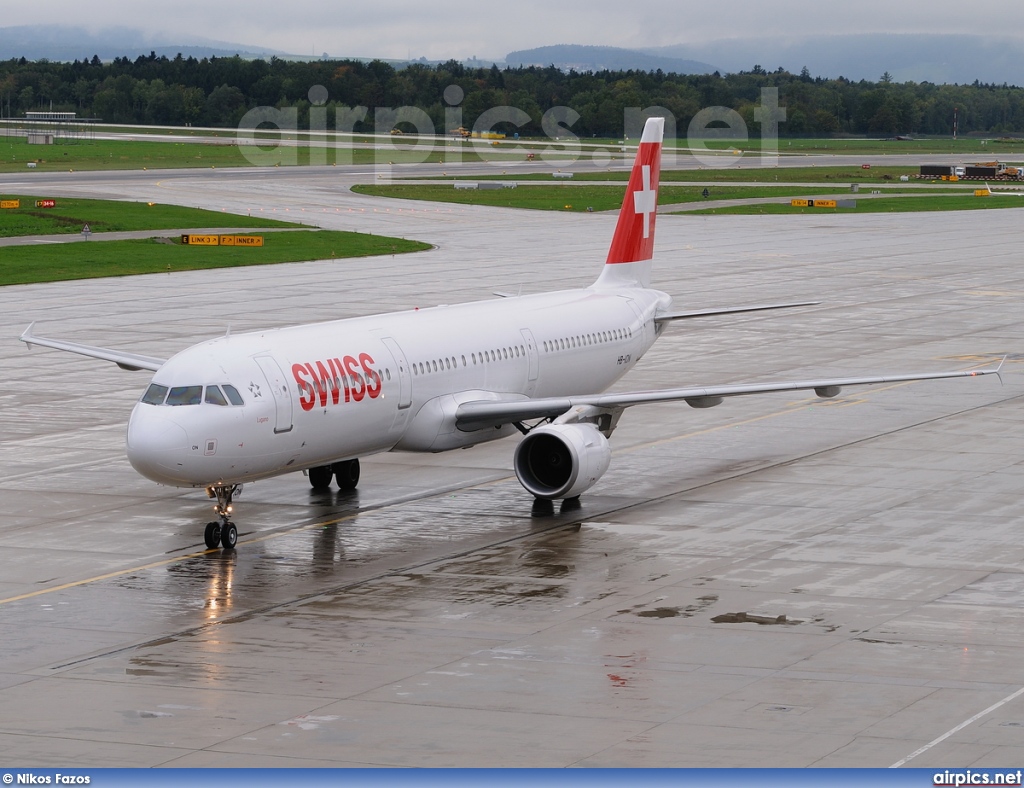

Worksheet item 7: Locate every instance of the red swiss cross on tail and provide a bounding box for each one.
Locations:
[605,117,664,265]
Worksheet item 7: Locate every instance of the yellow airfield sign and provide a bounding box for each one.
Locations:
[181,234,264,247]
[181,234,219,246]
[219,235,264,247]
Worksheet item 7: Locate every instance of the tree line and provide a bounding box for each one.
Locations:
[2,53,1023,137]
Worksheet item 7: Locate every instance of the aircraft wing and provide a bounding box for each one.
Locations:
[455,362,1002,431]
[984,183,1024,196]
[20,323,166,372]
[654,300,819,323]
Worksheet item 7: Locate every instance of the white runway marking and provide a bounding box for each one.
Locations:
[891,685,1024,767]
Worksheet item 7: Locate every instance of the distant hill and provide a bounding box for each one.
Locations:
[0,25,290,61]
[6,26,1024,86]
[504,35,1024,85]
[505,45,718,75]
[645,34,1024,85]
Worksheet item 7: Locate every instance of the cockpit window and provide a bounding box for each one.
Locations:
[166,385,203,406]
[222,384,244,406]
[143,383,242,406]
[141,383,168,405]
[205,386,229,406]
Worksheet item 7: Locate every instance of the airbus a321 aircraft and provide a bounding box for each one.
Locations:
[20,118,1001,550]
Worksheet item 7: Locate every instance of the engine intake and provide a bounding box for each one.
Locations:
[513,423,611,500]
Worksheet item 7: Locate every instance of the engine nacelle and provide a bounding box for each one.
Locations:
[513,423,611,500]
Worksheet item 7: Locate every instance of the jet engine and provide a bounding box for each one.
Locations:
[513,423,611,500]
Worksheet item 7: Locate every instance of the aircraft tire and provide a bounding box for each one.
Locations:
[333,459,360,491]
[308,465,333,489]
[204,522,221,549]
[220,522,237,550]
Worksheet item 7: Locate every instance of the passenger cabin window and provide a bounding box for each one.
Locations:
[141,383,168,405]
[166,385,203,406]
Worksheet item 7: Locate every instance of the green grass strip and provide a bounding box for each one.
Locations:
[0,195,303,238]
[682,195,1024,215]
[0,137,543,173]
[352,183,968,212]
[0,231,431,286]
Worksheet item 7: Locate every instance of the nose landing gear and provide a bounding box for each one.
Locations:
[204,484,241,550]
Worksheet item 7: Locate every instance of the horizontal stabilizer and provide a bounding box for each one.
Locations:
[654,301,819,323]
[20,323,165,372]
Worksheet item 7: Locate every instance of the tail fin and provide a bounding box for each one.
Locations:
[594,116,664,289]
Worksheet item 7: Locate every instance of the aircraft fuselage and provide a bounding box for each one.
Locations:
[126,286,671,488]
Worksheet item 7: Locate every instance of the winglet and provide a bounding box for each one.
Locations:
[20,322,36,349]
[966,355,1005,385]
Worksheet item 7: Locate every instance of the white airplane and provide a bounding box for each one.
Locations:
[20,118,1001,550]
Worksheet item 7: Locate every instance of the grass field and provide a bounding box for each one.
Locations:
[0,231,432,286]
[682,194,1024,215]
[352,183,800,211]
[0,195,304,237]
[5,124,1024,174]
[354,182,621,211]
[3,137,258,171]
[352,182,970,212]
[0,137,551,173]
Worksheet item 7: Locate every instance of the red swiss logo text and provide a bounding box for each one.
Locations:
[292,354,382,411]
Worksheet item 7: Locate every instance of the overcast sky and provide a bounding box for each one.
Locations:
[7,1,1024,60]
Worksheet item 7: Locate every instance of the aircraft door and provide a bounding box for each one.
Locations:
[621,297,647,350]
[520,328,539,396]
[253,354,293,434]
[379,337,412,409]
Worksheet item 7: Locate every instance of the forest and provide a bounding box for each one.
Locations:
[2,53,1023,137]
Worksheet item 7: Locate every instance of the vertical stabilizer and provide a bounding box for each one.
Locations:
[594,116,664,289]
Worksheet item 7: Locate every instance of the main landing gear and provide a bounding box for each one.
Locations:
[308,459,360,492]
[204,484,241,550]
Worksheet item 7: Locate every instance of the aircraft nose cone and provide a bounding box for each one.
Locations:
[127,406,189,484]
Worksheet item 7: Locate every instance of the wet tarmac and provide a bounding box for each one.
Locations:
[0,164,1023,767]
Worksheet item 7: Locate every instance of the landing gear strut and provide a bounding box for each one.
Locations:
[204,484,241,550]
